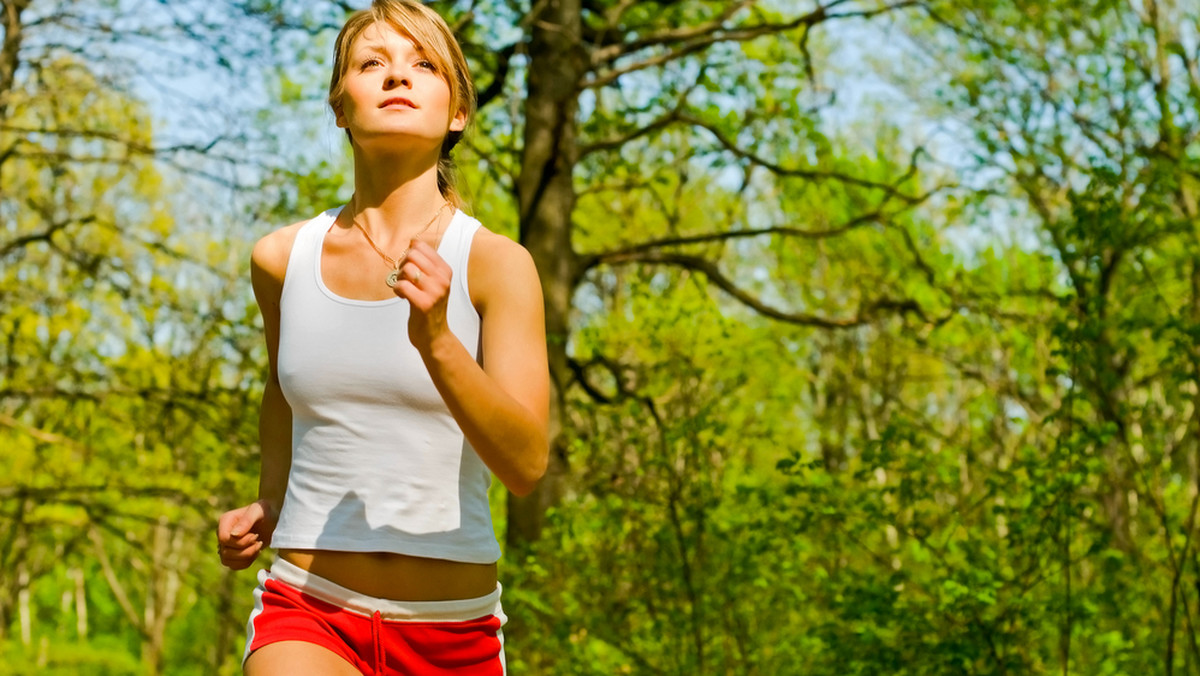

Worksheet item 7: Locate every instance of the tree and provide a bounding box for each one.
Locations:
[418,0,937,546]
[0,0,280,672]
[886,0,1200,670]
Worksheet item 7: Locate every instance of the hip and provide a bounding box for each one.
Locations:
[278,548,498,602]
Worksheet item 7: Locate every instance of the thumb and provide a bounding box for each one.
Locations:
[231,502,264,537]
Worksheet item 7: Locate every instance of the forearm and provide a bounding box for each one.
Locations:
[420,334,548,496]
[257,379,293,520]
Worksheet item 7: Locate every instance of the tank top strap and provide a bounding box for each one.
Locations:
[440,210,480,299]
[281,207,340,301]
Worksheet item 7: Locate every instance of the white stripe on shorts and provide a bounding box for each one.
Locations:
[242,567,270,665]
[267,557,505,622]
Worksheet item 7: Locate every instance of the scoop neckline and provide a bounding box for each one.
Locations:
[313,206,463,307]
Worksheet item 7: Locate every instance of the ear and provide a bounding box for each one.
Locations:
[334,102,347,129]
[449,106,467,133]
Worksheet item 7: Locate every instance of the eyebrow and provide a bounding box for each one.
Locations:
[354,40,429,58]
[357,46,390,62]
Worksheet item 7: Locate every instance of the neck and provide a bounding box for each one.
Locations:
[348,143,450,244]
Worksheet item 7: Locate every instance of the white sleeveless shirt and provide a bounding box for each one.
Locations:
[271,207,501,564]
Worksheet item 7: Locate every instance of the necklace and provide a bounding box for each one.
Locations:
[352,201,451,287]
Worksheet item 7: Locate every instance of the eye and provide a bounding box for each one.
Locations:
[359,57,384,70]
[416,60,436,71]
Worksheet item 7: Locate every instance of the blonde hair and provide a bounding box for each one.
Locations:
[328,0,476,207]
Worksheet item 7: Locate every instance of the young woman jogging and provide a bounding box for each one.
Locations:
[216,2,549,672]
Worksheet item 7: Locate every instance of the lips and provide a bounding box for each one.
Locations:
[379,97,416,109]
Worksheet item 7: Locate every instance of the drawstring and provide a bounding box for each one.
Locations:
[372,610,384,675]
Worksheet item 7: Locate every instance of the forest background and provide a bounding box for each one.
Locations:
[2,0,1199,673]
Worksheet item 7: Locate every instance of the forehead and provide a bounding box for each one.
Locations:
[352,22,427,54]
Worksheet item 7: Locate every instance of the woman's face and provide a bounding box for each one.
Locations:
[335,22,465,150]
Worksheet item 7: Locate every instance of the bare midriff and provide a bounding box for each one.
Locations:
[279,549,498,602]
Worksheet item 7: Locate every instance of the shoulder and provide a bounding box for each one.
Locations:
[468,225,533,269]
[251,219,308,284]
[250,218,313,310]
[466,225,542,313]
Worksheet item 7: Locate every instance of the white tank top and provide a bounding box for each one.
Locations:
[271,206,501,564]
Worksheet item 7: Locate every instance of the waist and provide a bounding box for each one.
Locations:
[279,549,497,602]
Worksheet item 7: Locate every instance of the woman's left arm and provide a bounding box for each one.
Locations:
[396,233,549,496]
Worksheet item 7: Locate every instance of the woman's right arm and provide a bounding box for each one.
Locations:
[217,224,299,570]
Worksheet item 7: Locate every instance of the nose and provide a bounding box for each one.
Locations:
[384,63,412,89]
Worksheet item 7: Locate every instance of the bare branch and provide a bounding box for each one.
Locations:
[585,0,921,88]
[566,355,622,404]
[577,177,658,196]
[589,250,934,328]
[578,63,707,157]
[589,0,758,65]
[474,42,519,110]
[1,124,224,156]
[677,112,928,198]
[0,484,208,502]
[88,525,146,637]
[0,213,89,258]
[0,412,81,447]
[586,218,884,261]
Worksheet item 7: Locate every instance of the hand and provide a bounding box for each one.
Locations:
[392,239,455,351]
[216,499,275,570]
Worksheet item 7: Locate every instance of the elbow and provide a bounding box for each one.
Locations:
[507,440,549,497]
[508,481,538,498]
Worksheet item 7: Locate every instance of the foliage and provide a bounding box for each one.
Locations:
[3,0,1199,673]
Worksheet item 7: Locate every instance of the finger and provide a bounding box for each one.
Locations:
[405,256,451,291]
[219,539,262,559]
[389,264,418,295]
[408,238,438,259]
[219,541,264,570]
[406,242,452,278]
[223,531,261,549]
[404,262,425,285]
[393,249,450,306]
[216,509,243,541]
[392,278,427,307]
[230,502,264,538]
[402,248,430,278]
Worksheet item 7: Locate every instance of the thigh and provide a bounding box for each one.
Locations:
[243,572,371,674]
[245,640,362,676]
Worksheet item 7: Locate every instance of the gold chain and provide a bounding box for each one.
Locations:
[353,201,451,270]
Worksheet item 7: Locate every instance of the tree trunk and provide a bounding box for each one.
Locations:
[71,566,87,639]
[17,563,29,646]
[0,0,32,123]
[509,0,586,548]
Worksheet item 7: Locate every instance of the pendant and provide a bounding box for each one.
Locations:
[386,268,400,288]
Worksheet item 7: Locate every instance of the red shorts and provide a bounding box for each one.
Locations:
[243,558,506,675]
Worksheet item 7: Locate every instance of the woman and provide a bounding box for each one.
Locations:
[215,2,549,673]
